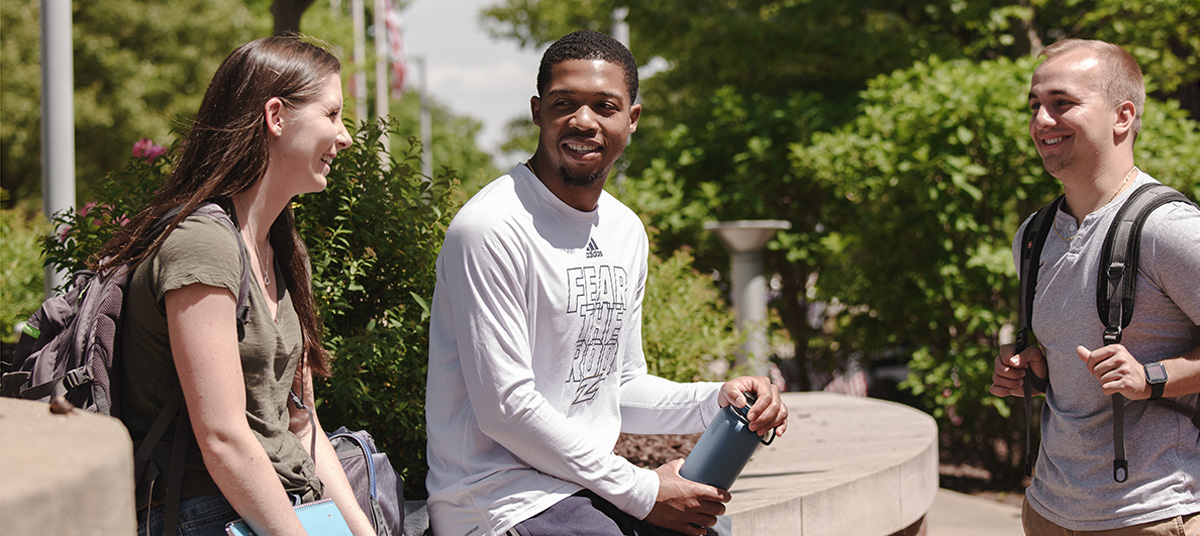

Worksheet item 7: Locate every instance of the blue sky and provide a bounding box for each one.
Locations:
[402,0,544,164]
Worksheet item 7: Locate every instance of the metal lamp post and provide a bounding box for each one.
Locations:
[705,220,791,376]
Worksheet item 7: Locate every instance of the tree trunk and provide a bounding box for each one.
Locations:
[1017,0,1043,57]
[777,263,813,391]
[272,0,317,36]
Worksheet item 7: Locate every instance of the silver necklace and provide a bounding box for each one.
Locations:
[257,240,272,286]
[235,197,272,286]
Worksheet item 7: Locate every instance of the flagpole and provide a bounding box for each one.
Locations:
[416,56,432,179]
[373,0,389,151]
[352,0,367,123]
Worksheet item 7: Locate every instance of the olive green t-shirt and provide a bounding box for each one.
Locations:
[120,211,323,504]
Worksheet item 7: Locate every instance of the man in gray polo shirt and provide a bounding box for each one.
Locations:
[990,38,1200,535]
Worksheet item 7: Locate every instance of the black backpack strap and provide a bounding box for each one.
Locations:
[162,402,191,536]
[132,386,190,535]
[1096,184,1193,342]
[192,203,253,328]
[1094,182,1195,483]
[1017,195,1061,477]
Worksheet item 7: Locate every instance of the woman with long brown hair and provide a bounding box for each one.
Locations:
[103,36,375,536]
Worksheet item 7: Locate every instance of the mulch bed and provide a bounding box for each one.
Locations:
[614,433,701,468]
[615,431,1025,509]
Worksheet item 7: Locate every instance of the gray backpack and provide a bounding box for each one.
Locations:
[328,426,406,535]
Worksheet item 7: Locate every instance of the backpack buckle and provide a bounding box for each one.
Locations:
[1113,459,1128,483]
[63,367,92,390]
[1103,328,1122,345]
[1106,262,1125,281]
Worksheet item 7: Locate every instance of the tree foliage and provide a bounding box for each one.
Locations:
[1,0,487,210]
[797,55,1199,486]
[0,0,268,206]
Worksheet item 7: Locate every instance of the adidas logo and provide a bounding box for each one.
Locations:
[585,238,603,258]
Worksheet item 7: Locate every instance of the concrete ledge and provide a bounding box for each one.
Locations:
[0,398,136,535]
[726,392,938,536]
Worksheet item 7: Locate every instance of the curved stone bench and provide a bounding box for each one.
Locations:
[726,392,938,536]
[0,392,935,536]
[0,397,136,535]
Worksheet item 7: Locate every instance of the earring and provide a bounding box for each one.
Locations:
[274,120,283,135]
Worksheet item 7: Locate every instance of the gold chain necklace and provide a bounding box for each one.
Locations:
[1053,217,1075,242]
[1105,166,1137,206]
[1054,167,1137,242]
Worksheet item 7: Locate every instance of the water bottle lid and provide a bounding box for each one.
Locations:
[729,391,774,446]
[731,391,757,421]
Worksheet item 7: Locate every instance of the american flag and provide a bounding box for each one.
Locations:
[384,0,406,97]
[820,363,868,397]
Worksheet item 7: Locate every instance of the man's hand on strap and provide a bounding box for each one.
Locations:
[991,343,1049,397]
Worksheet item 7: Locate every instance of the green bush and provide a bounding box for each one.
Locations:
[0,198,49,343]
[295,119,459,498]
[43,139,173,279]
[795,55,1200,487]
[641,246,740,383]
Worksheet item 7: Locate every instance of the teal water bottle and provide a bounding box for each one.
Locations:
[679,392,775,490]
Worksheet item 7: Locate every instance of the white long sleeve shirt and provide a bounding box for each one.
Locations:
[425,164,722,536]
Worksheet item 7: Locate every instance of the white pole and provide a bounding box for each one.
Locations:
[41,0,75,296]
[416,56,432,179]
[373,0,389,151]
[704,220,792,376]
[612,7,629,48]
[352,0,367,122]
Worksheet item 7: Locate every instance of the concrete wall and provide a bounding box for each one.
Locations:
[0,398,136,535]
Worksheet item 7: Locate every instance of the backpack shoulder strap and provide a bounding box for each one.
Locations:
[191,203,253,328]
[1096,183,1195,344]
[1017,195,1063,353]
[131,202,254,533]
[1093,182,1195,483]
[1017,195,1061,476]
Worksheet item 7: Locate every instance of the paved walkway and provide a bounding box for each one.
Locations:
[927,488,1023,536]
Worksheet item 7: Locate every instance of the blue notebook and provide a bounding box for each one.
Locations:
[224,498,352,536]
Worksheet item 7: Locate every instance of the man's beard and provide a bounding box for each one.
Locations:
[559,165,606,187]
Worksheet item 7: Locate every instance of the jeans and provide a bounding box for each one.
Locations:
[510,490,732,536]
[137,494,239,536]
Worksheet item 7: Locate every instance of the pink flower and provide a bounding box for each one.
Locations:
[132,138,167,162]
[77,201,98,218]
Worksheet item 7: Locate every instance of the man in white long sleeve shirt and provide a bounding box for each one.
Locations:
[425,30,789,536]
